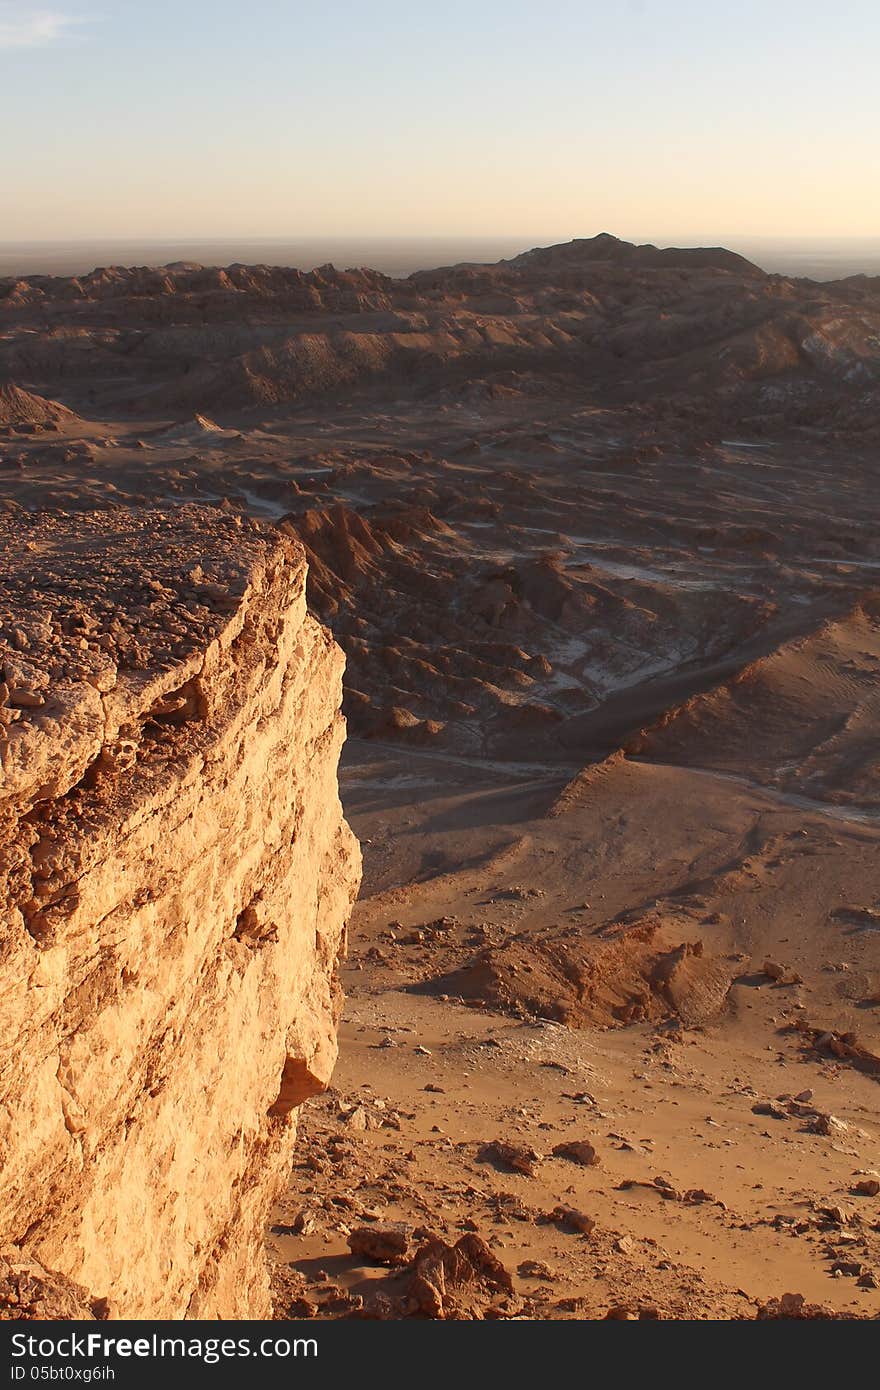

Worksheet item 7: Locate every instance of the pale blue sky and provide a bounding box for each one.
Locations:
[2,0,878,240]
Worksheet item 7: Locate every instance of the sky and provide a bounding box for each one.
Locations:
[2,0,878,243]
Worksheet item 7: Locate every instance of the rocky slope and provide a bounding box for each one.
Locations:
[0,508,361,1318]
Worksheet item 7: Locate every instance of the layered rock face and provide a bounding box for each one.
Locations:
[0,507,360,1318]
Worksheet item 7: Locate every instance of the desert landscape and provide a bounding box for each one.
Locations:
[2,233,880,1321]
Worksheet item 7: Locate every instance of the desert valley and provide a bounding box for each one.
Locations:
[2,234,880,1321]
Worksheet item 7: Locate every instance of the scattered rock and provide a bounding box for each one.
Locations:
[544,1206,596,1235]
[752,1100,788,1120]
[762,959,788,981]
[756,1292,835,1320]
[405,1234,515,1319]
[478,1140,542,1177]
[682,1188,718,1205]
[852,1179,880,1197]
[551,1139,600,1167]
[811,1113,849,1137]
[347,1223,413,1267]
[517,1260,555,1281]
[0,1252,99,1321]
[817,1204,850,1226]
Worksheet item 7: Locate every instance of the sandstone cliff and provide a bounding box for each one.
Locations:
[0,507,361,1318]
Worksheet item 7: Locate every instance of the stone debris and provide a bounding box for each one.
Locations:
[551,1139,601,1167]
[756,1292,836,1320]
[478,1140,543,1177]
[347,1224,414,1267]
[762,959,788,981]
[543,1206,596,1235]
[791,1020,880,1076]
[853,1179,880,1197]
[0,1251,100,1321]
[811,1113,849,1137]
[616,1177,721,1206]
[405,1234,516,1319]
[752,1100,788,1120]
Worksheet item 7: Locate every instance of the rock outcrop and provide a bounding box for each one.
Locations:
[0,507,361,1318]
[0,383,77,428]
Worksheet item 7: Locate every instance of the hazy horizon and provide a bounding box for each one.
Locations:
[2,1,878,245]
[2,233,880,284]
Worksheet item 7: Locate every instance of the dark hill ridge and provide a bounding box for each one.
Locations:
[407,232,765,286]
[504,232,764,277]
[0,261,395,312]
[0,236,878,434]
[0,235,790,308]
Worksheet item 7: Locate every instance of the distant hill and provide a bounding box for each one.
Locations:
[504,232,764,277]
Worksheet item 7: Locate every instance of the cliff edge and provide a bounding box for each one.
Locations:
[0,507,361,1318]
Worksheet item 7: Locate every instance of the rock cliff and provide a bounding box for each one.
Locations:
[0,507,361,1318]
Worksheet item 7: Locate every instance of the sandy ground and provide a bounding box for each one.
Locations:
[268,744,880,1319]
